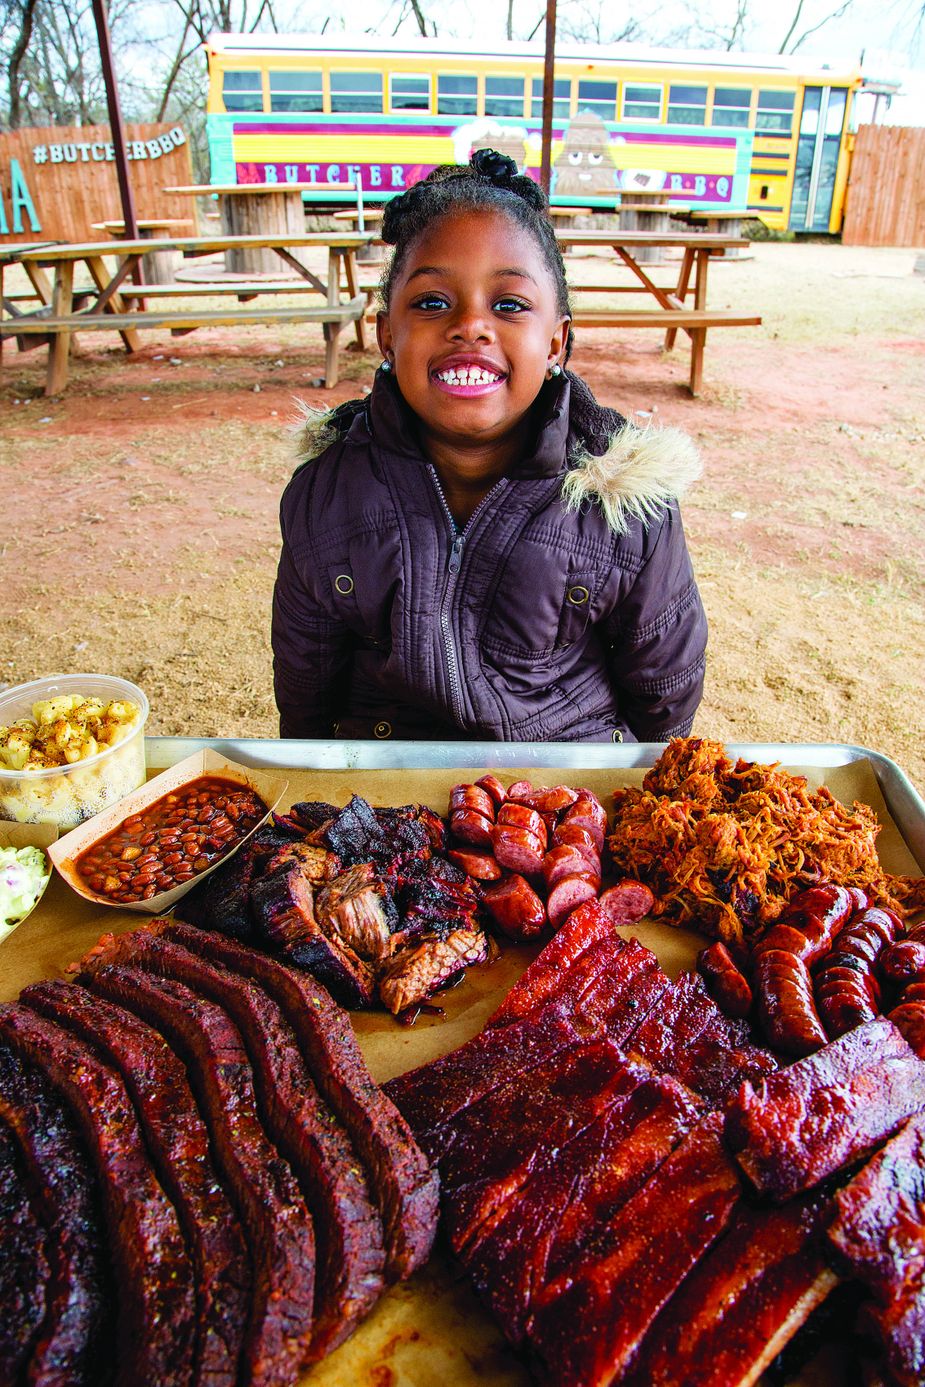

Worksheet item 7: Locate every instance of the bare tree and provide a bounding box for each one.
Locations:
[2,0,39,127]
[778,0,855,52]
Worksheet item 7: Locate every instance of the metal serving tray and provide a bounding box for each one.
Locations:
[147,738,925,875]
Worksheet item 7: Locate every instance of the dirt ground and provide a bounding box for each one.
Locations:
[2,239,924,796]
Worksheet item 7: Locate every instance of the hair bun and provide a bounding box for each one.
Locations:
[470,148,518,186]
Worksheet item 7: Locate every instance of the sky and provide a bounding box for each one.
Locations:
[275,0,924,124]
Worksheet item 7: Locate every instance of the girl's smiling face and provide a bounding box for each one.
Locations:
[377,207,570,466]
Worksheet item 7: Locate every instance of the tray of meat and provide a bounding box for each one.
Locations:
[1,737,923,1387]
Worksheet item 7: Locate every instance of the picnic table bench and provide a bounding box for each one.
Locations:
[559,228,761,394]
[0,231,372,393]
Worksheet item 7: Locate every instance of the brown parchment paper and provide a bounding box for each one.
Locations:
[0,757,922,1387]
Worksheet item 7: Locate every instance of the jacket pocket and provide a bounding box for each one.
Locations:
[482,567,600,664]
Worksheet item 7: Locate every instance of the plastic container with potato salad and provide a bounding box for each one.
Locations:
[0,674,149,829]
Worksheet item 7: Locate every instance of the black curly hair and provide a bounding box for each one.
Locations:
[379,149,573,358]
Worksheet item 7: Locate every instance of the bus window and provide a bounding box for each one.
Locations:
[485,76,525,117]
[390,74,431,111]
[668,84,707,125]
[756,89,795,135]
[622,84,663,120]
[223,70,263,113]
[269,70,322,113]
[330,71,384,113]
[531,77,570,119]
[437,74,478,115]
[577,80,618,120]
[712,87,752,127]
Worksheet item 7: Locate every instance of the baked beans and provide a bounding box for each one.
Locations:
[75,776,267,903]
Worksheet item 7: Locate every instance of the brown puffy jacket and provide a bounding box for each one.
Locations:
[272,369,707,743]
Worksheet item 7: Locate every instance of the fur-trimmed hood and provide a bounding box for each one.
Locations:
[290,369,702,536]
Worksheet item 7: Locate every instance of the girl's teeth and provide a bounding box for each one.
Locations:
[439,366,500,385]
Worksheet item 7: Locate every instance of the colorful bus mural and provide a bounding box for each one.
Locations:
[205,33,866,232]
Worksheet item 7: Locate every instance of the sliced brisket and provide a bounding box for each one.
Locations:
[377,928,489,1015]
[725,1018,925,1201]
[250,864,377,1008]
[0,1044,111,1387]
[21,980,251,1387]
[82,963,315,1387]
[160,921,438,1283]
[93,930,386,1361]
[0,1004,197,1387]
[0,1118,50,1384]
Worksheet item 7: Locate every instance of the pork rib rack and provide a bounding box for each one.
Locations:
[386,897,925,1386]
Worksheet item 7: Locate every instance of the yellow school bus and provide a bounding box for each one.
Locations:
[205,33,866,232]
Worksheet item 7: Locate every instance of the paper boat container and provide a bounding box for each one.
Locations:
[48,750,288,914]
[1,821,58,941]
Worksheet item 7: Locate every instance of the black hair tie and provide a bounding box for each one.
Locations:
[470,148,518,187]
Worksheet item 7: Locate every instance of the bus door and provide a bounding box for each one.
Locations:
[789,85,848,232]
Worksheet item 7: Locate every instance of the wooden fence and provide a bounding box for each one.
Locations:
[0,122,195,247]
[842,125,925,248]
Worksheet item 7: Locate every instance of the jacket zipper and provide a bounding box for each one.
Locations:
[429,468,505,726]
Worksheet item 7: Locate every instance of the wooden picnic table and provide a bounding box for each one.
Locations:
[616,196,691,263]
[559,228,760,395]
[164,182,364,274]
[90,218,195,284]
[0,231,372,394]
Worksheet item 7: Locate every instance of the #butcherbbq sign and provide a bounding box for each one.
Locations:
[0,120,194,245]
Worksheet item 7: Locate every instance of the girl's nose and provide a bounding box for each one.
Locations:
[447,301,494,343]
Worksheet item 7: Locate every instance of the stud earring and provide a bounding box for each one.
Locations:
[549,363,562,378]
[380,359,392,373]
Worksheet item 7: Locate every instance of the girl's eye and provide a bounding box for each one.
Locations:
[412,293,450,311]
[493,296,529,313]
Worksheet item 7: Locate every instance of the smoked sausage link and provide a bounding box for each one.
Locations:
[526,786,580,816]
[474,774,507,808]
[697,942,753,1019]
[447,849,503,882]
[496,803,548,849]
[481,875,547,940]
[815,960,880,1039]
[879,940,925,986]
[490,824,545,876]
[546,877,599,931]
[450,808,494,848]
[551,823,601,874]
[449,784,496,820]
[597,881,656,927]
[560,795,607,851]
[543,845,601,891]
[813,905,901,1040]
[772,884,855,967]
[887,1001,925,1059]
[753,948,828,1057]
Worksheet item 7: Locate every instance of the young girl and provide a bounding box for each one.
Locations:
[272,150,706,744]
